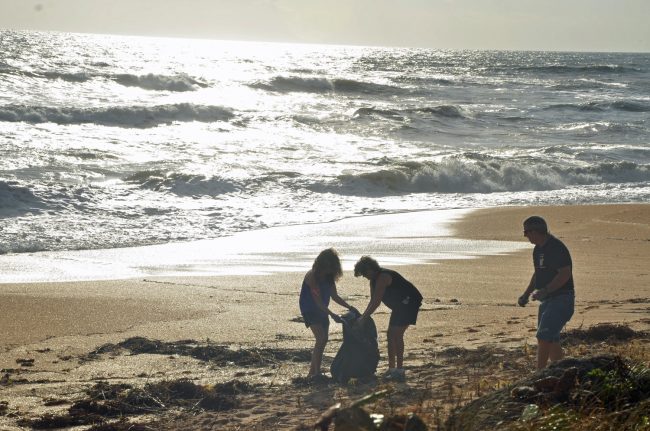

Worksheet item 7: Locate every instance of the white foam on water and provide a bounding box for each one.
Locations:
[0,209,527,283]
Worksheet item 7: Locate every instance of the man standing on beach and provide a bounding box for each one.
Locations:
[518,216,575,370]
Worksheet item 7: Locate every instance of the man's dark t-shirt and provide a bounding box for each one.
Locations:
[533,235,574,297]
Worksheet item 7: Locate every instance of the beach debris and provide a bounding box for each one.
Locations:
[313,389,427,431]
[332,406,374,431]
[381,413,427,431]
[15,358,34,367]
[314,402,341,431]
[43,398,69,407]
[85,420,151,431]
[84,337,310,366]
[445,354,650,431]
[519,403,540,421]
[18,378,258,429]
[293,374,332,387]
[563,323,646,344]
[436,345,507,367]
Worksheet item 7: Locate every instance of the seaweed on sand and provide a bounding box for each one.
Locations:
[17,378,258,429]
[564,323,646,345]
[84,337,311,366]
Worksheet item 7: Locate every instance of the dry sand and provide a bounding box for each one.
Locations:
[0,203,648,430]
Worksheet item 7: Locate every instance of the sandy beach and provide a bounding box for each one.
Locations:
[1,203,648,430]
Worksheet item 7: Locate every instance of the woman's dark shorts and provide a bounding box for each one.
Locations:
[537,293,575,342]
[389,302,421,327]
[302,311,330,329]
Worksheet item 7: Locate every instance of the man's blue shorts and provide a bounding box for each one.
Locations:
[537,293,575,342]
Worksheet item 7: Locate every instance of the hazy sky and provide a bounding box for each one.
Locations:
[1,0,648,52]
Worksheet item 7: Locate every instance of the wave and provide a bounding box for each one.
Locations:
[309,158,650,196]
[1,68,208,91]
[124,170,240,197]
[411,105,466,118]
[545,100,650,113]
[250,75,401,95]
[512,64,642,75]
[40,71,94,82]
[0,103,234,128]
[251,76,333,93]
[0,69,94,83]
[550,80,628,91]
[351,105,466,122]
[392,75,455,86]
[113,73,209,92]
[332,78,401,94]
[351,107,405,121]
[0,181,47,218]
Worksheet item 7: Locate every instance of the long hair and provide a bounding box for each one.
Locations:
[312,248,343,282]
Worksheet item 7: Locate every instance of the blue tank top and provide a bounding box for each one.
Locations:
[299,276,333,314]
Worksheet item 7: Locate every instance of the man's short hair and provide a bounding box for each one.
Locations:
[354,256,380,277]
[523,216,548,234]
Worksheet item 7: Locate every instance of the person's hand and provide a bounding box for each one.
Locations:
[517,294,529,307]
[532,288,549,301]
[331,314,343,324]
[348,306,361,317]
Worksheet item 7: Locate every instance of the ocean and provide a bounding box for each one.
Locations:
[1,30,649,264]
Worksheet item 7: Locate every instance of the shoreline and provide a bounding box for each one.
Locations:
[0,208,518,283]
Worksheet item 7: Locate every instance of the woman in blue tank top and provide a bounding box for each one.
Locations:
[299,248,356,379]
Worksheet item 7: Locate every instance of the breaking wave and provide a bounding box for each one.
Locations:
[124,171,240,197]
[0,103,234,127]
[1,69,209,91]
[250,76,401,95]
[113,73,209,91]
[0,181,47,217]
[511,64,643,75]
[310,158,650,196]
[544,100,650,113]
[411,105,466,118]
[351,105,466,121]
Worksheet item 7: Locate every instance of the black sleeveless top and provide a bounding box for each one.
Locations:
[371,268,423,310]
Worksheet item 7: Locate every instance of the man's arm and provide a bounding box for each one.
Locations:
[546,266,572,292]
[518,273,536,306]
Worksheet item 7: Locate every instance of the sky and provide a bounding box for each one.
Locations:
[1,0,648,52]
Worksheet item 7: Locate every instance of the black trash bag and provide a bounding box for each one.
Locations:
[330,311,380,383]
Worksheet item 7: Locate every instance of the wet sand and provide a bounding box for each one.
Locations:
[1,203,648,430]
